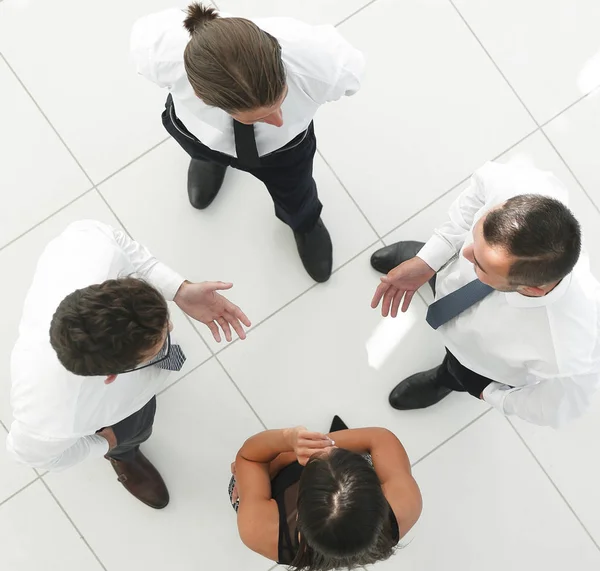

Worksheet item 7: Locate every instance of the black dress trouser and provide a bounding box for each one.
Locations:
[161,95,322,233]
[106,397,157,462]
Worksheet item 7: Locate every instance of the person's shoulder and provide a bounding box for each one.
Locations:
[131,8,189,85]
[257,17,353,76]
[474,161,569,204]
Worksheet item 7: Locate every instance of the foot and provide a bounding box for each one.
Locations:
[294,218,333,283]
[329,415,349,433]
[389,366,452,410]
[107,449,169,509]
[187,159,227,209]
[371,240,436,293]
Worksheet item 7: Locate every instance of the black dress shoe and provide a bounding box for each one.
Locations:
[187,159,227,209]
[371,240,436,294]
[294,218,332,283]
[389,366,452,410]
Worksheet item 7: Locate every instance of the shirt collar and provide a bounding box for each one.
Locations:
[503,272,572,307]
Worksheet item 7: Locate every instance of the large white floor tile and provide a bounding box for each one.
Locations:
[382,130,600,287]
[316,0,535,236]
[510,394,600,545]
[219,248,489,463]
[99,139,377,351]
[0,0,191,183]
[0,191,209,426]
[545,91,600,211]
[0,57,90,249]
[45,359,270,571]
[369,413,600,571]
[0,480,104,571]
[217,0,370,24]
[0,426,37,505]
[453,0,600,123]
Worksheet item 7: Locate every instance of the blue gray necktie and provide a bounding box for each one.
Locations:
[155,344,187,372]
[426,279,494,330]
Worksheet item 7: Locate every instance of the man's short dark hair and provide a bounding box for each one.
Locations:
[49,277,169,376]
[483,194,581,287]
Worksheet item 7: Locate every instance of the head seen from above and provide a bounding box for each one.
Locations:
[49,277,170,379]
[462,194,581,295]
[183,3,287,126]
[292,448,396,571]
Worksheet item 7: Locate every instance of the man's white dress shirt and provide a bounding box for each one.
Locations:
[7,221,185,470]
[418,162,600,428]
[130,8,365,157]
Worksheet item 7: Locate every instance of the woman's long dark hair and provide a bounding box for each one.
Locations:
[290,448,397,571]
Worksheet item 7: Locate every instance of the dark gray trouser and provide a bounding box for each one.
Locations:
[106,397,157,462]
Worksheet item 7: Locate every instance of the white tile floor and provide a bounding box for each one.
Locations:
[1,0,599,569]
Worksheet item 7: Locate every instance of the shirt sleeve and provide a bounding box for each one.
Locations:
[324,29,365,102]
[94,222,185,301]
[482,372,600,428]
[417,170,487,272]
[6,424,109,471]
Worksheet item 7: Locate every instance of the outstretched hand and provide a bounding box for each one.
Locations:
[371,257,436,317]
[174,281,251,342]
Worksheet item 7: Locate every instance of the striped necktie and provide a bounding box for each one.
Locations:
[426,279,494,330]
[155,344,186,372]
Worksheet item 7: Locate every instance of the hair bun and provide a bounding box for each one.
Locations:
[183,2,219,34]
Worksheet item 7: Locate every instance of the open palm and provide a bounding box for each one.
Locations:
[174,281,251,342]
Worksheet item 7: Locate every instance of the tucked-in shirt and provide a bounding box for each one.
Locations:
[130,8,365,157]
[7,221,185,470]
[417,162,600,428]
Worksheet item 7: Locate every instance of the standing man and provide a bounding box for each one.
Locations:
[371,162,600,428]
[131,3,365,283]
[7,220,250,509]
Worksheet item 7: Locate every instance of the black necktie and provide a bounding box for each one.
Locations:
[233,120,260,167]
[426,279,494,330]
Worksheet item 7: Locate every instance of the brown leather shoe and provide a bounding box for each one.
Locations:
[107,449,169,509]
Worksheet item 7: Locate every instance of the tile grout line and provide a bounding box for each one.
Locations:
[0,476,42,510]
[538,127,600,216]
[446,0,600,214]
[94,137,171,188]
[378,124,539,243]
[156,358,211,397]
[507,421,600,553]
[335,0,380,27]
[445,0,539,127]
[39,478,109,571]
[317,149,382,239]
[0,188,95,255]
[214,355,268,430]
[0,52,95,189]
[212,238,384,358]
[539,88,599,130]
[411,408,492,468]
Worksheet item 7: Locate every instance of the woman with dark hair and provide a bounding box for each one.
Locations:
[229,417,422,570]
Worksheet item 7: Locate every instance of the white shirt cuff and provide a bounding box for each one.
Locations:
[482,382,514,412]
[90,434,110,457]
[417,235,456,272]
[146,262,185,301]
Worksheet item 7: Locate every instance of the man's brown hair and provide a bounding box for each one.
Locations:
[182,2,286,113]
[49,278,169,376]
